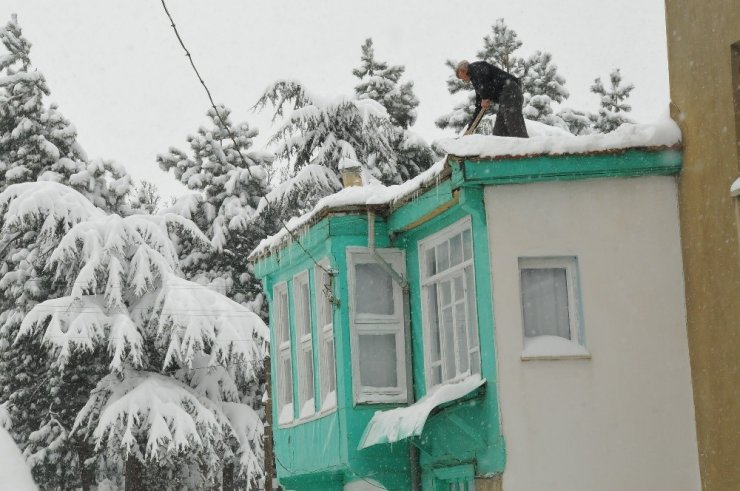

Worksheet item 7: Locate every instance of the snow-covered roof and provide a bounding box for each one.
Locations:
[250,158,449,259]
[250,116,681,260]
[358,375,486,449]
[438,116,681,160]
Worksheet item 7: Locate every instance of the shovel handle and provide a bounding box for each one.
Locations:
[463,107,487,136]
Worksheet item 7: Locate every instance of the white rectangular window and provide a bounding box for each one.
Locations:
[274,283,293,425]
[419,217,480,389]
[518,257,588,359]
[293,272,315,419]
[315,262,337,412]
[348,248,407,404]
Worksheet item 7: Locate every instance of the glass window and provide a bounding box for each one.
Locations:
[273,283,293,425]
[419,217,480,389]
[293,272,315,419]
[355,263,394,316]
[518,257,583,349]
[315,262,337,411]
[348,248,407,404]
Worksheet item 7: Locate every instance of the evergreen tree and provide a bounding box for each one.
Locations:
[477,18,523,74]
[0,15,132,212]
[255,79,399,184]
[522,95,569,131]
[8,182,267,489]
[557,107,593,135]
[129,180,161,215]
[158,104,273,310]
[0,182,107,489]
[353,38,433,181]
[590,68,635,133]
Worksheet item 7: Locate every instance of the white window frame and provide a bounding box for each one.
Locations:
[347,247,407,404]
[518,256,589,360]
[418,217,481,390]
[315,260,337,412]
[293,271,315,419]
[273,282,294,426]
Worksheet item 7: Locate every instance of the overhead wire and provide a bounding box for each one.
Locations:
[158,0,333,278]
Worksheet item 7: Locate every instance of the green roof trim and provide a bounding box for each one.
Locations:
[450,148,682,186]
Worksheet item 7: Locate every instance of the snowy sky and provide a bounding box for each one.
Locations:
[4,0,670,199]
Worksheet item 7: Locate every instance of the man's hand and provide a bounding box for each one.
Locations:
[481,99,492,110]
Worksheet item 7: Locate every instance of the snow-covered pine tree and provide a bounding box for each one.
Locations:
[522,94,570,132]
[0,15,132,212]
[519,50,570,129]
[590,68,635,133]
[0,182,109,489]
[477,18,524,75]
[255,80,398,184]
[129,180,162,215]
[353,38,433,181]
[9,182,268,489]
[557,107,593,135]
[157,104,274,310]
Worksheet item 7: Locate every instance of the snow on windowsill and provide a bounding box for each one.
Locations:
[299,398,315,419]
[359,374,485,449]
[520,335,591,361]
[321,390,337,412]
[278,403,294,426]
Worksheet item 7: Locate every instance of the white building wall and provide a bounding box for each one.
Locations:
[484,176,701,491]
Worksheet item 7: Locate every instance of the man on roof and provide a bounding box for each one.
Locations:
[456,59,529,138]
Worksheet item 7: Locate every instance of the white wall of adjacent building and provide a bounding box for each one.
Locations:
[484,176,701,491]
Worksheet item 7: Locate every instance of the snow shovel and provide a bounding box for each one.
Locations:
[462,107,487,136]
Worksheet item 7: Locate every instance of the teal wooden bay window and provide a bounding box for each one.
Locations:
[347,247,408,404]
[419,217,481,389]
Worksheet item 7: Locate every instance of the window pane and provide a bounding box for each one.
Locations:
[470,349,481,375]
[521,268,571,339]
[427,285,441,362]
[277,290,289,344]
[302,346,314,403]
[326,338,336,393]
[441,280,452,307]
[355,263,394,315]
[455,302,469,374]
[450,233,463,266]
[294,278,311,338]
[462,229,472,261]
[425,247,436,278]
[359,334,398,388]
[280,354,293,406]
[441,306,456,380]
[453,275,464,301]
[465,266,479,350]
[437,242,450,272]
[318,270,333,327]
[431,365,442,387]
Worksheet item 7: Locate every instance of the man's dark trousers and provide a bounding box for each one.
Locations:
[492,80,529,138]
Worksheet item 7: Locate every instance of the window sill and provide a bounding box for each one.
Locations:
[277,406,337,429]
[520,335,591,361]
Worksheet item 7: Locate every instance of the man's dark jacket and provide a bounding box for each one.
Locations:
[468,61,520,123]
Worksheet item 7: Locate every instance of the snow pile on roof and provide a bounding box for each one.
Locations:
[439,115,681,159]
[250,159,447,258]
[358,375,485,449]
[0,427,37,490]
